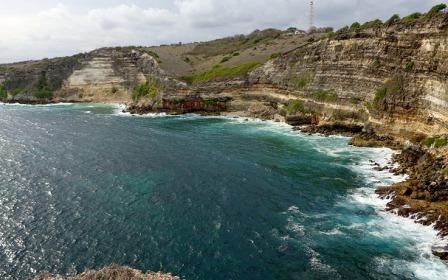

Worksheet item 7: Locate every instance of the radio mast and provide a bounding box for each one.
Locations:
[309,1,315,31]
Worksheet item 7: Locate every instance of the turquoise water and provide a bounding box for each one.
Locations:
[0,103,447,280]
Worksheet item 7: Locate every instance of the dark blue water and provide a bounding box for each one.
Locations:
[0,103,447,280]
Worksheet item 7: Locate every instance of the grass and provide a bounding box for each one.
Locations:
[180,62,260,85]
[312,90,338,102]
[132,76,161,102]
[421,136,448,148]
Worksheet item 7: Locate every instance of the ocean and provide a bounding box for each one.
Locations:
[0,103,447,280]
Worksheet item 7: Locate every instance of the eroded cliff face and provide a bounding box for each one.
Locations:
[0,47,182,103]
[245,14,448,138]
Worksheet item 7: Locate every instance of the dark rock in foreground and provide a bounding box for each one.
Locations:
[31,265,180,280]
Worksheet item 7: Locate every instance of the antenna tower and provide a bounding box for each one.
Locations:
[309,1,315,30]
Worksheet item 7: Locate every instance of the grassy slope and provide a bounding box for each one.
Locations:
[147,29,328,78]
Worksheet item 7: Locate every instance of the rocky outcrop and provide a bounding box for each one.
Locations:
[31,265,179,280]
[375,145,448,259]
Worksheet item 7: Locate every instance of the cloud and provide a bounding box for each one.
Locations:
[0,0,443,63]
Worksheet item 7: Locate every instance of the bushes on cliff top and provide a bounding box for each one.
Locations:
[132,76,161,102]
[350,22,361,31]
[427,4,447,17]
[336,26,349,34]
[385,14,401,26]
[361,19,383,30]
[401,12,422,23]
[180,62,260,85]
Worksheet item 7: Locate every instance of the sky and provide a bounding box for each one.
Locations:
[0,0,444,63]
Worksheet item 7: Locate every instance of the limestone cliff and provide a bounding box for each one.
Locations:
[1,13,447,139]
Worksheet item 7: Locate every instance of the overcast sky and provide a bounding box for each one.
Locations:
[0,0,444,63]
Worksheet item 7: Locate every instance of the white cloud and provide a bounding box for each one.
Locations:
[0,0,443,63]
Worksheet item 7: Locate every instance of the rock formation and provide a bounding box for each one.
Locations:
[31,265,179,280]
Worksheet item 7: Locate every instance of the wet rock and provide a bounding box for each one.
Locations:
[432,246,448,260]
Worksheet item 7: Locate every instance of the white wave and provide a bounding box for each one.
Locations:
[344,147,448,279]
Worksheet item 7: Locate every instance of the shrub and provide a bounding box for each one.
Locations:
[220,56,231,63]
[405,61,415,72]
[34,73,52,98]
[385,14,401,25]
[203,98,219,107]
[12,88,25,96]
[132,76,161,102]
[312,90,339,102]
[232,52,240,56]
[111,86,118,94]
[442,168,448,175]
[361,19,383,29]
[336,26,349,34]
[374,79,401,106]
[427,4,447,17]
[350,22,361,30]
[401,13,422,23]
[372,57,381,68]
[180,62,260,85]
[286,100,310,114]
[289,73,312,89]
[421,136,448,148]
[0,85,6,99]
[35,87,52,98]
[146,50,159,59]
[269,52,282,59]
